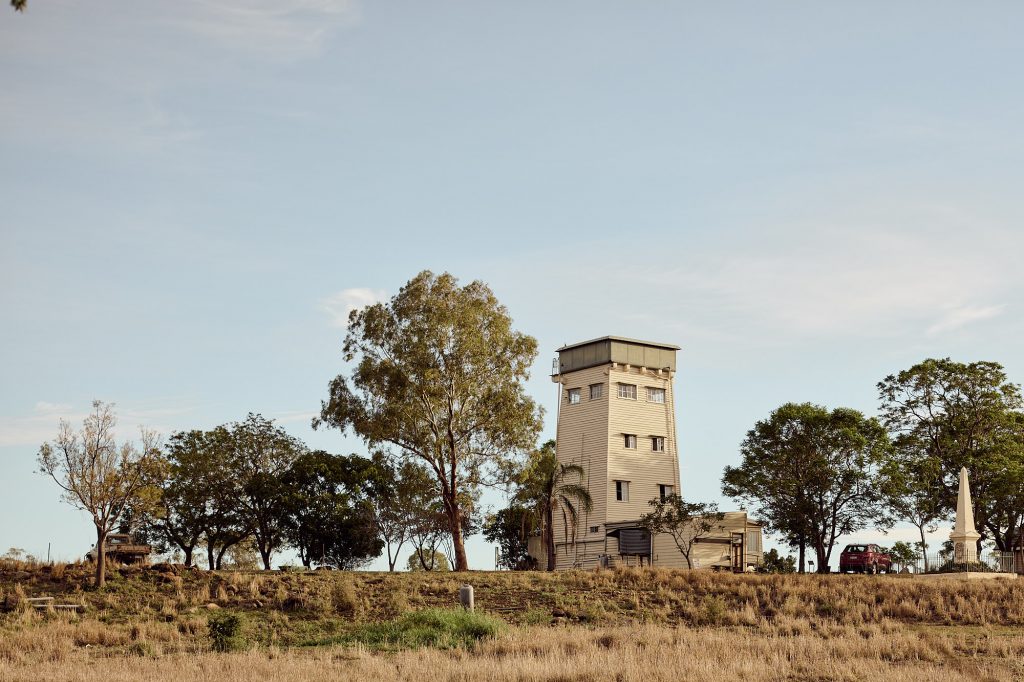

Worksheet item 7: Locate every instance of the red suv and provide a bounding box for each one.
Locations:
[839,544,892,574]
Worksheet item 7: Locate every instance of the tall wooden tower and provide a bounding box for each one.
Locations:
[548,336,681,569]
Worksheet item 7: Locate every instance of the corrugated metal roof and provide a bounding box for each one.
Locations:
[556,335,681,352]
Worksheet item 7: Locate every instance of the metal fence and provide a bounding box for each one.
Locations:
[898,551,1017,575]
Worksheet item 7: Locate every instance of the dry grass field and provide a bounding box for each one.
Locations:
[2,560,1022,681]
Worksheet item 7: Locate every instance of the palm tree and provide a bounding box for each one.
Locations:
[517,441,593,571]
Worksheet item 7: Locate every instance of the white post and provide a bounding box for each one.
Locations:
[459,584,474,611]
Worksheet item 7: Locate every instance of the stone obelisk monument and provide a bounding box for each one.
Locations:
[950,467,981,564]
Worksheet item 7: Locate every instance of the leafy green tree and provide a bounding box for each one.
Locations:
[229,414,305,570]
[483,505,535,570]
[37,401,160,587]
[370,455,433,571]
[640,495,723,569]
[315,271,543,571]
[878,359,1024,552]
[406,550,449,572]
[887,541,920,571]
[759,548,797,574]
[142,430,221,567]
[279,450,384,569]
[513,440,592,571]
[201,426,251,570]
[221,541,261,571]
[879,450,943,571]
[722,402,891,574]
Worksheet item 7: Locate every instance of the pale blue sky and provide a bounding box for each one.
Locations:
[3,2,1023,569]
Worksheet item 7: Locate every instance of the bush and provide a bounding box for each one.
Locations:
[207,612,245,652]
[932,560,995,574]
[332,580,360,616]
[343,608,503,650]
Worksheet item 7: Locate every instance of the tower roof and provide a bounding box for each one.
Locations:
[555,336,679,374]
[556,336,681,352]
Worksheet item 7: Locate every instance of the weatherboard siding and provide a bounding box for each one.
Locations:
[552,364,610,559]
[606,365,681,524]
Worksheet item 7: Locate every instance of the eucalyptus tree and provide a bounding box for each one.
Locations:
[315,271,542,571]
[38,401,160,587]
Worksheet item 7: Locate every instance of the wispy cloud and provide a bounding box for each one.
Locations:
[927,304,1006,336]
[169,0,360,59]
[503,201,1024,350]
[319,288,387,328]
[0,401,199,448]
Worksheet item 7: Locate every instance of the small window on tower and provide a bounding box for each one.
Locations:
[615,480,629,502]
[617,383,637,399]
[589,526,600,534]
[659,484,674,500]
[624,434,637,449]
[566,388,580,404]
[589,383,603,400]
[648,387,666,403]
[651,436,665,452]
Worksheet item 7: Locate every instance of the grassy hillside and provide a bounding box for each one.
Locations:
[2,561,1023,681]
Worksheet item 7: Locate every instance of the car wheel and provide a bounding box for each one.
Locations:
[868,563,877,575]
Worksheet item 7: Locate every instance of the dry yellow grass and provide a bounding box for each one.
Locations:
[1,622,1022,682]
[3,565,1024,681]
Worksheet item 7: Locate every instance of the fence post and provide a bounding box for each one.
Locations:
[459,584,474,612]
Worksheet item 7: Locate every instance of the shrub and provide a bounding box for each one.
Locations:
[207,612,245,652]
[701,595,727,626]
[332,580,360,616]
[343,608,503,650]
[383,589,411,618]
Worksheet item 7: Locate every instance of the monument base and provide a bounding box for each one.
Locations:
[916,572,1017,581]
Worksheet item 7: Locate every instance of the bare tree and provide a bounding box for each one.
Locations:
[38,401,159,587]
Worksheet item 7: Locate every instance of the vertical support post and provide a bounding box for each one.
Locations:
[459,584,474,612]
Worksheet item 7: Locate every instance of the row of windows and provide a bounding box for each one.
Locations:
[622,434,665,452]
[566,383,665,404]
[614,481,675,502]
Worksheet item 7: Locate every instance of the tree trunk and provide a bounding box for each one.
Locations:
[95,526,107,588]
[546,507,556,571]
[259,547,272,571]
[388,544,398,572]
[798,535,806,574]
[445,499,469,571]
[815,544,829,573]
[182,546,194,568]
[215,546,229,570]
[207,544,216,571]
[919,525,929,572]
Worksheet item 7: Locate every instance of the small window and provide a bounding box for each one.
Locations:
[659,484,674,500]
[589,383,603,400]
[566,388,580,404]
[589,525,600,534]
[647,387,665,404]
[651,436,665,452]
[615,480,629,502]
[617,383,637,399]
[624,434,637,449]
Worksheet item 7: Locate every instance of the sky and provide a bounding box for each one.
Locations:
[2,1,1023,570]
